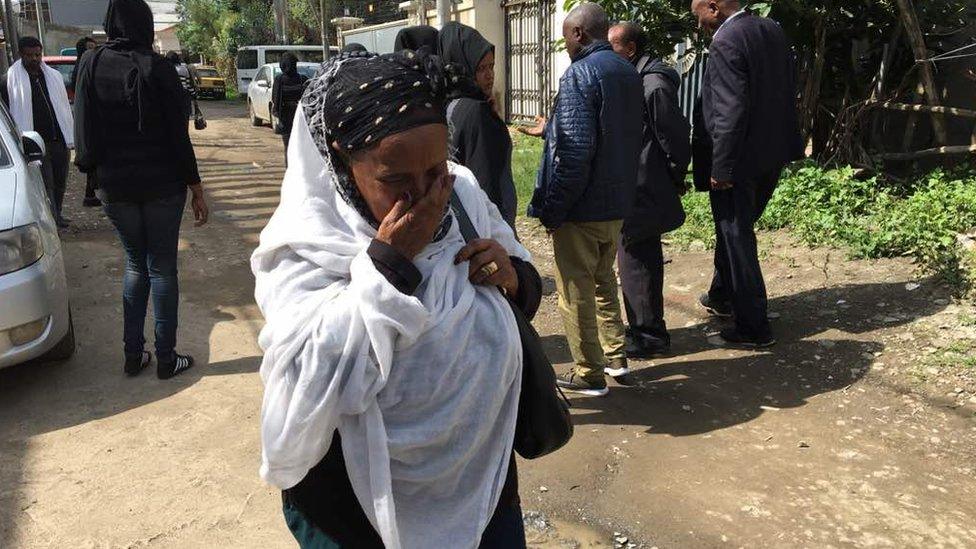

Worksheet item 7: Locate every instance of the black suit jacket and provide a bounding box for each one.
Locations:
[693,12,803,191]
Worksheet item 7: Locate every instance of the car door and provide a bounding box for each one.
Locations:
[254,67,272,120]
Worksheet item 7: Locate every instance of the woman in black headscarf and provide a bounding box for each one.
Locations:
[271,51,309,165]
[393,25,439,54]
[74,0,209,380]
[438,22,517,228]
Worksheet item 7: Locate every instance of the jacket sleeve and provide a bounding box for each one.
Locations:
[537,68,600,228]
[706,40,749,183]
[72,55,95,172]
[154,59,201,186]
[648,77,691,188]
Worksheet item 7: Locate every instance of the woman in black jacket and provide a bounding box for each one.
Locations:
[438,22,517,228]
[74,0,209,379]
[271,52,309,165]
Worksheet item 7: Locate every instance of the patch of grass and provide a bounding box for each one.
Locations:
[511,130,543,214]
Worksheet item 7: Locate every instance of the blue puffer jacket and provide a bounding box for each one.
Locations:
[528,41,643,229]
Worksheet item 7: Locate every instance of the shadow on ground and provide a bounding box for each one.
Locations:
[0,124,283,545]
[563,280,946,436]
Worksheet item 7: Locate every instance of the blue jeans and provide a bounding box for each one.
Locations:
[103,191,186,360]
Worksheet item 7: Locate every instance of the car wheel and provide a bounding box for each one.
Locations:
[249,101,261,126]
[41,309,75,362]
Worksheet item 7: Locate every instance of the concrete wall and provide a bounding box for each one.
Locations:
[45,0,108,27]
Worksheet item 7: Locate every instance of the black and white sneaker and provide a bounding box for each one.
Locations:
[556,371,609,397]
[158,353,195,380]
[718,328,776,349]
[124,351,152,376]
[699,293,733,318]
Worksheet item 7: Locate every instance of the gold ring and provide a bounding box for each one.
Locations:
[480,261,499,277]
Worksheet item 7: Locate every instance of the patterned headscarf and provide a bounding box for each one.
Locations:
[302,50,463,227]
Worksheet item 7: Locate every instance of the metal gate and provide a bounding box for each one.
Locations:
[504,0,558,124]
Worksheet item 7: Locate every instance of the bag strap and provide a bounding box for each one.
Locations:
[449,189,479,244]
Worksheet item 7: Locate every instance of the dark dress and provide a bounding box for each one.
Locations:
[439,23,517,228]
[271,70,308,165]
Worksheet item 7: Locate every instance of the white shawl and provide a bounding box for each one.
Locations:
[6,60,74,148]
[251,109,529,548]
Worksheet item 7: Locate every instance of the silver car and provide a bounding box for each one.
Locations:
[0,103,74,369]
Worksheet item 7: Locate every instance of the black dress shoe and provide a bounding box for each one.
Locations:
[718,328,776,349]
[625,341,670,360]
[699,293,733,318]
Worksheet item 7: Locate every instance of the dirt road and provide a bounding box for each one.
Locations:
[1,101,974,548]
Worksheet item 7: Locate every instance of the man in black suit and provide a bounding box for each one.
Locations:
[691,0,803,348]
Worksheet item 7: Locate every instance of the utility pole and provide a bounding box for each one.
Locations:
[33,0,46,53]
[436,0,450,27]
[273,0,289,44]
[319,0,330,61]
[2,0,17,60]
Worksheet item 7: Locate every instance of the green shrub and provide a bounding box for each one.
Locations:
[675,163,976,287]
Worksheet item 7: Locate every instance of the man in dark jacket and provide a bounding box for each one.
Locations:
[529,2,642,396]
[691,0,803,348]
[609,22,691,360]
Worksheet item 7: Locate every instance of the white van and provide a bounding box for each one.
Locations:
[235,45,338,92]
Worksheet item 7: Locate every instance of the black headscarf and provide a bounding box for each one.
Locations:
[104,0,154,48]
[393,26,439,54]
[437,22,493,100]
[100,0,156,132]
[280,52,299,77]
[302,50,459,226]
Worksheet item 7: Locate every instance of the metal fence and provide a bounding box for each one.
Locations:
[503,0,559,124]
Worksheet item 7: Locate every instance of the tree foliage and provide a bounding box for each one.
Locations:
[570,0,975,166]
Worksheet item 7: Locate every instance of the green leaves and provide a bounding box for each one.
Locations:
[675,164,976,289]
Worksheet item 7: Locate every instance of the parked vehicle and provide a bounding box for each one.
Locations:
[0,103,74,370]
[235,45,336,93]
[191,65,226,100]
[43,56,76,103]
[246,62,319,128]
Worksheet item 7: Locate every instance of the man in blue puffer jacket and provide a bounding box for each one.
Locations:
[529,2,642,397]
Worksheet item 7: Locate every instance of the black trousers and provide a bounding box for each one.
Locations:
[618,234,670,348]
[84,172,97,200]
[707,169,780,339]
[282,131,291,167]
[40,139,69,221]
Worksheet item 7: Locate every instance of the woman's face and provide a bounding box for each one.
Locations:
[345,123,449,223]
[475,51,495,99]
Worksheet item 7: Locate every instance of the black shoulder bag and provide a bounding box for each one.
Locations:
[448,190,573,459]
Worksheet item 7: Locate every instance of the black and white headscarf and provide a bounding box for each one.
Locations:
[301,50,466,226]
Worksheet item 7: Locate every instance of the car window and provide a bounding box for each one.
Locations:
[265,51,283,65]
[295,50,324,63]
[196,68,220,78]
[50,63,74,87]
[297,66,317,79]
[236,49,258,70]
